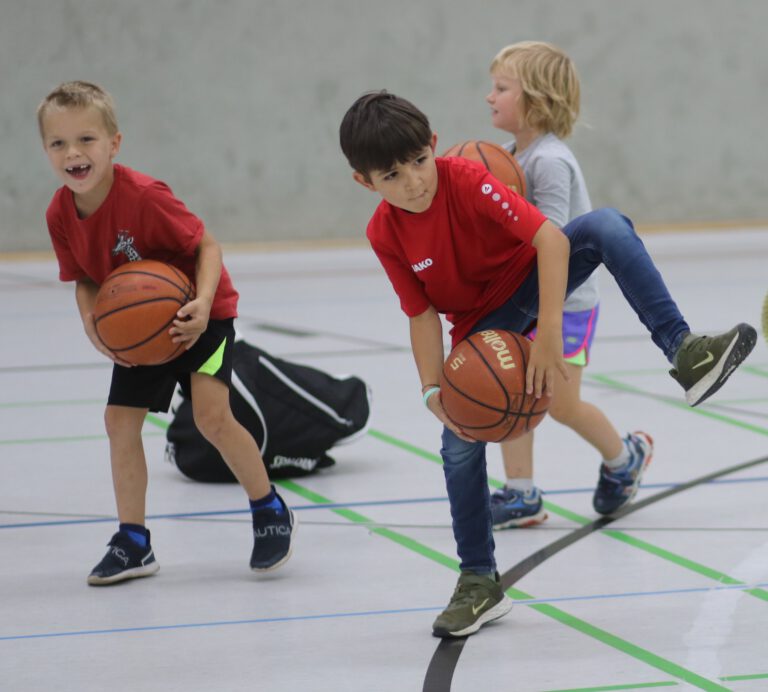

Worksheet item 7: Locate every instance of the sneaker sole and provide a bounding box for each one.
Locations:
[493,509,549,530]
[595,431,654,516]
[87,560,160,586]
[251,510,298,573]
[686,324,757,406]
[432,595,514,638]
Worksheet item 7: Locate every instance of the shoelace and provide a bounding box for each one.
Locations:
[450,579,490,606]
[680,334,711,354]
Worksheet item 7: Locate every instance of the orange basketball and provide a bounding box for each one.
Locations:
[439,329,548,442]
[442,140,526,196]
[94,260,195,366]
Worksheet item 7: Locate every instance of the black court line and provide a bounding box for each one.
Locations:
[423,452,768,692]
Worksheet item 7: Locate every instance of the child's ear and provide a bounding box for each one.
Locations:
[352,171,376,191]
[430,132,438,152]
[110,131,123,158]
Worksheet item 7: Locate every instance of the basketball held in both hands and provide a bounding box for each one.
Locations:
[442,140,526,196]
[439,329,548,443]
[94,260,195,366]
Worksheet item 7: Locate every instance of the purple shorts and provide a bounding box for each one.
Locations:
[527,305,599,366]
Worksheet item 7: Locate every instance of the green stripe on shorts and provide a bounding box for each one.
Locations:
[197,338,227,376]
[564,348,588,366]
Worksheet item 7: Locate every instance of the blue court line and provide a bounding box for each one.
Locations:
[3,475,768,530]
[3,581,766,643]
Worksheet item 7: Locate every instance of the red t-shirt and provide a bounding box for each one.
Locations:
[46,164,238,319]
[367,156,548,345]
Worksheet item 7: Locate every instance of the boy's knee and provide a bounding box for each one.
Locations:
[589,207,626,229]
[104,406,143,438]
[193,406,232,443]
[549,404,575,426]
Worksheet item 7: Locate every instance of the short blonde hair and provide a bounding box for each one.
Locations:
[490,41,580,139]
[37,81,119,138]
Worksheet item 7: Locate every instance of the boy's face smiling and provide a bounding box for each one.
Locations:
[41,105,122,215]
[354,134,439,213]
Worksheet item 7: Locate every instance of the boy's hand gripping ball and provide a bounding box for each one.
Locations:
[440,329,548,442]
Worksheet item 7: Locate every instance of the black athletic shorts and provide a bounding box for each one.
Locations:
[107,318,235,413]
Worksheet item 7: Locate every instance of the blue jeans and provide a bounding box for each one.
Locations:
[441,207,690,573]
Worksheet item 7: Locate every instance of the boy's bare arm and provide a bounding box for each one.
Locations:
[409,306,444,388]
[410,307,475,441]
[171,228,222,347]
[529,219,570,398]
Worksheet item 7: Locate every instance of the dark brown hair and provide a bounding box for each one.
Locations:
[339,91,432,178]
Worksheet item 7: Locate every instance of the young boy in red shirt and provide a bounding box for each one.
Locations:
[39,81,296,585]
[339,90,756,638]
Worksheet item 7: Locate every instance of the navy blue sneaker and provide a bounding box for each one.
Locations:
[490,487,548,529]
[250,494,297,571]
[87,530,159,586]
[593,432,654,516]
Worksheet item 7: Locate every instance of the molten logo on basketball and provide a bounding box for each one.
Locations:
[449,352,467,371]
[479,330,516,370]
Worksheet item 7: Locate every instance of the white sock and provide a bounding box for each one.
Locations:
[505,478,535,495]
[604,438,631,470]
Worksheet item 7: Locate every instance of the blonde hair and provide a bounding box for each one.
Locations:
[490,41,580,139]
[37,81,119,138]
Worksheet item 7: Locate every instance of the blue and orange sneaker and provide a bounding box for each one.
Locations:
[593,432,654,516]
[490,486,548,529]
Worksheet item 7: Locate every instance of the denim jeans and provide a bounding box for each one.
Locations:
[441,207,690,573]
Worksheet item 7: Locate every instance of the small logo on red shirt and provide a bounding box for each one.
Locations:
[112,231,142,261]
[412,258,433,273]
[481,183,493,195]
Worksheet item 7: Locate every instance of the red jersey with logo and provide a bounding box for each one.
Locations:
[366,156,548,344]
[46,164,238,319]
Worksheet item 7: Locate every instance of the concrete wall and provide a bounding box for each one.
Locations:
[3,0,767,252]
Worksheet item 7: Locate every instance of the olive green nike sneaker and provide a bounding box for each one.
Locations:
[432,570,513,638]
[670,323,756,406]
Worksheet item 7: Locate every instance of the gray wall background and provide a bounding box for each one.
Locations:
[3,0,767,253]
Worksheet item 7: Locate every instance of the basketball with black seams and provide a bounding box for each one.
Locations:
[94,260,195,366]
[442,140,526,196]
[439,329,548,442]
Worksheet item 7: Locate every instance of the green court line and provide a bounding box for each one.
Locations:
[719,672,768,681]
[544,682,679,691]
[138,415,729,689]
[5,408,764,604]
[578,362,768,380]
[598,531,768,601]
[12,411,754,689]
[369,426,768,603]
[275,479,728,692]
[589,374,768,437]
[741,365,768,378]
[543,671,768,691]
[367,428,442,463]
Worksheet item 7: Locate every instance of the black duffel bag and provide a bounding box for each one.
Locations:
[165,339,371,482]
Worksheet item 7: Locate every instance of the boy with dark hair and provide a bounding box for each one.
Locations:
[339,90,756,638]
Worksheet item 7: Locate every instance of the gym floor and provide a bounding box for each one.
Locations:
[1,227,767,692]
